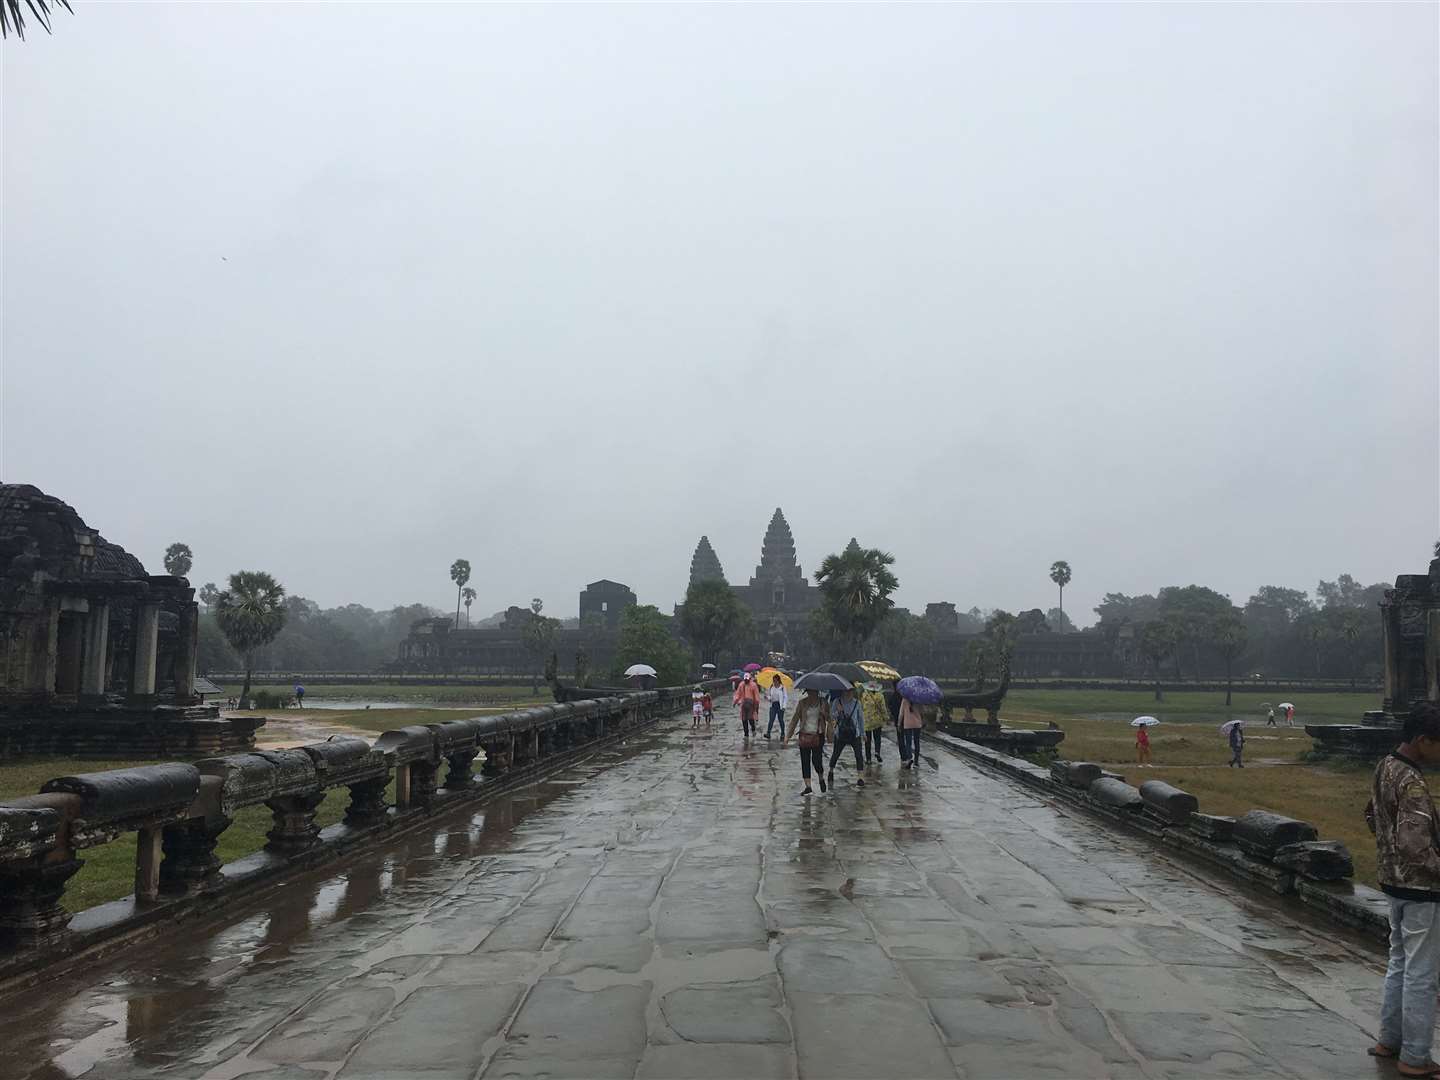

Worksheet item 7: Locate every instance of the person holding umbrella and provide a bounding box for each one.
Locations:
[784,682,835,795]
[860,681,888,766]
[1133,717,1156,766]
[895,676,942,771]
[1227,719,1246,768]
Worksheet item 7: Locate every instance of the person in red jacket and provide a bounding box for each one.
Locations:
[733,672,761,739]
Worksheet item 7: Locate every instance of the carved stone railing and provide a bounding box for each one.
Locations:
[0,682,718,977]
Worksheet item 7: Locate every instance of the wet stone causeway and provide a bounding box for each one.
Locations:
[0,701,1403,1078]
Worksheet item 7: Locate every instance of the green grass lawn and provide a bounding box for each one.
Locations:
[0,757,380,912]
[223,682,552,707]
[1003,688,1372,726]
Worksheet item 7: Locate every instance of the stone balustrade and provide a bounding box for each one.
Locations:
[0,682,718,973]
[925,727,1392,943]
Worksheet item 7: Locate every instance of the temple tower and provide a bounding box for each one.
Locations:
[688,536,727,588]
[752,509,805,585]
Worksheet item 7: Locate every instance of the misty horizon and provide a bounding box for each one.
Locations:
[3,4,1436,628]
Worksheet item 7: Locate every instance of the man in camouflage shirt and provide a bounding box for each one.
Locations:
[1367,702,1440,1077]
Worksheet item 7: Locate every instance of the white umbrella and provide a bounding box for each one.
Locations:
[625,663,658,677]
[1131,716,1160,727]
[1278,702,1295,711]
[1220,719,1245,735]
[700,663,717,670]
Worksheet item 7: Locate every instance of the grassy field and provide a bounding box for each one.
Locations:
[0,758,388,911]
[995,690,1383,886]
[221,682,552,707]
[1003,688,1372,726]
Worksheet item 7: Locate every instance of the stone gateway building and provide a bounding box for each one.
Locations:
[0,485,260,758]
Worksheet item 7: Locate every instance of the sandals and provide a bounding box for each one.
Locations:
[1397,1062,1440,1079]
[1370,1045,1398,1060]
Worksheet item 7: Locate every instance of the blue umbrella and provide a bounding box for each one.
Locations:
[794,671,852,694]
[896,675,942,705]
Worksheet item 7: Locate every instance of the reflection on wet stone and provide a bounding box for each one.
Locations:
[0,704,1408,1079]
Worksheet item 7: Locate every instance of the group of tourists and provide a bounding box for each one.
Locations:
[728,670,925,795]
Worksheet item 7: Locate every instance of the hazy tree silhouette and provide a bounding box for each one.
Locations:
[163,542,194,579]
[462,587,476,627]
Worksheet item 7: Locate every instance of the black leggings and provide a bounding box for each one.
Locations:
[799,744,825,780]
[829,732,864,772]
[741,702,758,736]
[865,729,884,761]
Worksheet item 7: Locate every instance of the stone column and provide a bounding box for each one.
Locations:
[129,601,161,705]
[1382,606,1400,712]
[1427,609,1440,703]
[173,602,199,705]
[80,601,110,703]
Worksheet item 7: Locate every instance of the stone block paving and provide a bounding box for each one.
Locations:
[0,702,1404,1079]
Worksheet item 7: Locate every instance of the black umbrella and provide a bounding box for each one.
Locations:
[814,661,869,685]
[794,671,852,694]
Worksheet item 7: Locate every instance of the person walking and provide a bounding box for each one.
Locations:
[1265,706,1277,728]
[1366,702,1440,1078]
[733,672,761,739]
[898,695,924,771]
[1136,724,1152,767]
[765,675,789,739]
[885,681,907,765]
[783,688,832,796]
[827,686,866,789]
[691,686,705,729]
[1228,722,1245,768]
[860,681,887,766]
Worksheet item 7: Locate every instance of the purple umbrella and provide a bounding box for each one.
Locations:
[743,663,762,672]
[896,675,943,705]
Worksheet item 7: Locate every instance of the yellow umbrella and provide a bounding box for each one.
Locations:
[856,660,901,682]
[758,667,794,691]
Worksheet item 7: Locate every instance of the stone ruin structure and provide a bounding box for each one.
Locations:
[1307,556,1440,757]
[0,485,262,759]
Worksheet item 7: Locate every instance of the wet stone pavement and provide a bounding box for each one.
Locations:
[0,701,1401,1079]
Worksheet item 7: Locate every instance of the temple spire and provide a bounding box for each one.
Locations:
[754,508,803,582]
[688,536,727,587]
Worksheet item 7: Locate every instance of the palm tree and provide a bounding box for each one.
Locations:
[813,543,899,654]
[462,587,477,627]
[198,582,219,615]
[1049,561,1072,631]
[2,0,71,40]
[530,598,544,616]
[450,559,471,630]
[214,571,288,709]
[163,542,194,579]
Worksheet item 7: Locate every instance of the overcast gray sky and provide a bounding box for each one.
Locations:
[3,3,1436,626]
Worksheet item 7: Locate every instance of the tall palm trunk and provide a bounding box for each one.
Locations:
[240,654,254,709]
[455,588,462,630]
[1224,655,1233,706]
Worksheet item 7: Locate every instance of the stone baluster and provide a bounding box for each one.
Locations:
[344,777,389,827]
[158,816,229,896]
[409,761,438,808]
[0,853,83,948]
[443,749,478,790]
[264,792,327,855]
